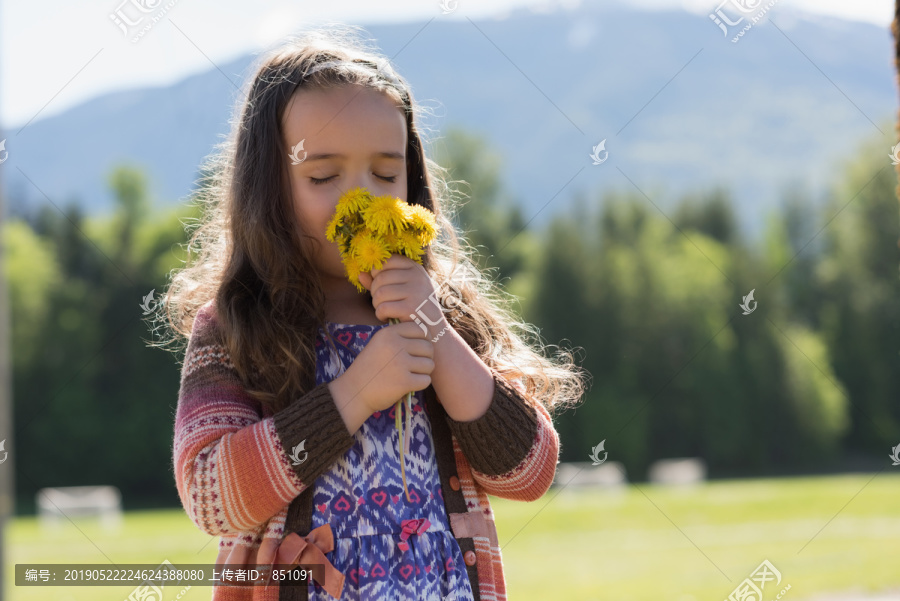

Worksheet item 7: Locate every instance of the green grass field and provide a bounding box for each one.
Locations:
[4,473,899,600]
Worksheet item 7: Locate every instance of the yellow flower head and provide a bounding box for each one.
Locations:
[403,203,433,228]
[325,211,343,243]
[362,194,408,235]
[328,186,440,292]
[350,229,391,272]
[381,230,403,254]
[341,253,365,293]
[398,229,425,263]
[405,204,438,245]
[338,186,374,215]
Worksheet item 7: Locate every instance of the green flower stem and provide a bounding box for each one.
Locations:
[389,317,414,502]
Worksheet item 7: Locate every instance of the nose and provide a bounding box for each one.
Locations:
[344,170,388,196]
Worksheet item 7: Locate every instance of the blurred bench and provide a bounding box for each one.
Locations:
[647,457,706,485]
[36,485,122,530]
[553,461,627,488]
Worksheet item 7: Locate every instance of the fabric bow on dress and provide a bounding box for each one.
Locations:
[396,518,431,553]
[256,523,346,599]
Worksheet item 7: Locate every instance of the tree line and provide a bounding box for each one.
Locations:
[3,126,897,513]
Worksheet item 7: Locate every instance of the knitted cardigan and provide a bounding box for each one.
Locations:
[172,301,561,601]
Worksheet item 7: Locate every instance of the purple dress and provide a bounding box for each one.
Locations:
[307,322,475,601]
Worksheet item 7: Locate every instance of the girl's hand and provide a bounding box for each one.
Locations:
[358,254,448,335]
[336,320,435,414]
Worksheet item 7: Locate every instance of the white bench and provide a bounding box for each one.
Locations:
[36,485,122,530]
[647,457,707,485]
[553,461,627,488]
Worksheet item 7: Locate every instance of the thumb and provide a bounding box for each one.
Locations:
[358,271,372,290]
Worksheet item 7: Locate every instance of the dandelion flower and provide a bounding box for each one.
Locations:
[325,185,441,504]
[404,204,438,238]
[379,230,400,254]
[339,186,374,214]
[363,195,407,235]
[350,230,391,272]
[325,211,343,243]
[341,254,365,292]
[398,229,425,263]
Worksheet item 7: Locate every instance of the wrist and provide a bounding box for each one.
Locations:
[329,373,372,436]
[424,313,451,340]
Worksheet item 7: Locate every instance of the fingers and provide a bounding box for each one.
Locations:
[393,322,434,373]
[407,355,436,375]
[371,282,408,307]
[405,339,434,359]
[394,319,429,339]
[370,254,413,278]
[369,268,408,290]
[408,372,433,391]
[358,271,373,290]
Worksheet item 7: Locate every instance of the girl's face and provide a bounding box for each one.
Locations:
[282,84,409,283]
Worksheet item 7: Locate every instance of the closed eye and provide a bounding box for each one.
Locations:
[310,174,397,185]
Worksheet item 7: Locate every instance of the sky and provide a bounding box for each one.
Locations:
[0,0,894,129]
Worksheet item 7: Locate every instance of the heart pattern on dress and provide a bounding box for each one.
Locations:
[370,489,388,507]
[307,322,464,598]
[348,567,365,585]
[332,492,353,513]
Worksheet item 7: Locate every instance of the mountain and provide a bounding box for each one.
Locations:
[2,1,895,240]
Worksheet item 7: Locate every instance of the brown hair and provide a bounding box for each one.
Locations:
[151,25,586,417]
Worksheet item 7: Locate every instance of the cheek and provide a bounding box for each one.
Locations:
[293,187,330,236]
[314,199,339,241]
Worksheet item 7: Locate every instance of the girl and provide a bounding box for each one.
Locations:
[164,25,585,601]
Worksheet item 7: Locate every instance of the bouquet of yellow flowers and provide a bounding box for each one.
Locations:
[325,186,439,501]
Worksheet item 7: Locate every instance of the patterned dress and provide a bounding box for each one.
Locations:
[307,322,476,601]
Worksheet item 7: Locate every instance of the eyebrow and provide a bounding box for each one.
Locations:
[303,151,405,162]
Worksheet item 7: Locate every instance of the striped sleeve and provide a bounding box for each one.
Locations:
[172,303,354,536]
[446,374,559,501]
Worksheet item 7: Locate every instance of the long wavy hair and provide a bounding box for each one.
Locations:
[152,25,587,417]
